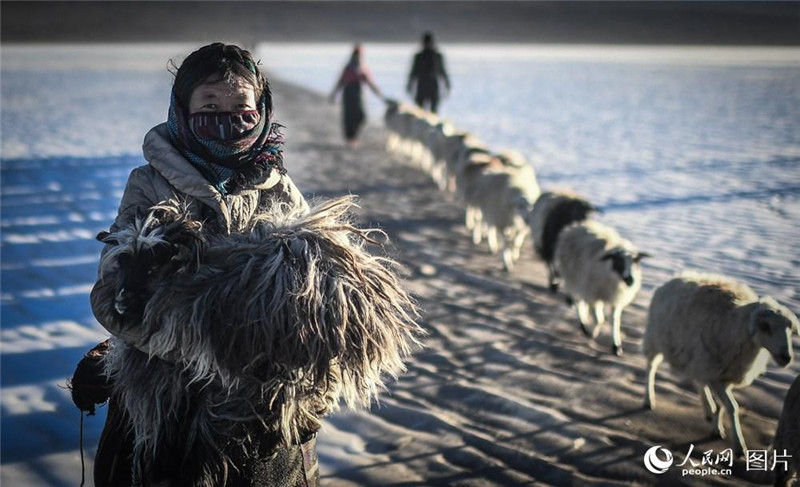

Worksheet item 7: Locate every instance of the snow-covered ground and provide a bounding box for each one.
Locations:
[261,42,800,311]
[2,43,799,486]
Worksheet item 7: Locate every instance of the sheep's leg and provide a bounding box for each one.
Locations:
[695,383,718,422]
[446,173,456,193]
[644,353,664,410]
[487,227,499,255]
[470,209,484,244]
[610,306,624,356]
[590,303,605,340]
[710,383,746,456]
[502,249,513,272]
[547,263,561,292]
[511,227,527,262]
[577,301,593,337]
[466,206,476,231]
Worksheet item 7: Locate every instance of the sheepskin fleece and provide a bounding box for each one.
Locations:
[554,220,641,307]
[527,190,594,262]
[102,196,424,485]
[644,271,781,387]
[774,373,800,477]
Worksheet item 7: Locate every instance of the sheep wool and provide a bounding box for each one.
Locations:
[554,220,644,355]
[525,190,597,290]
[644,271,799,456]
[101,196,425,485]
[774,373,800,487]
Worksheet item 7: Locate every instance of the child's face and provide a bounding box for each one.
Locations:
[189,74,257,114]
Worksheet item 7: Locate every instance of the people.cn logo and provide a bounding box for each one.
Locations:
[644,446,674,474]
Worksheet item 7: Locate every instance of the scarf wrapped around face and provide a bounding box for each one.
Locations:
[167,91,286,196]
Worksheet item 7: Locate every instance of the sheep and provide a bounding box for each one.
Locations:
[465,151,541,271]
[643,271,799,457]
[455,149,501,244]
[426,120,459,191]
[554,220,648,355]
[384,100,426,158]
[525,190,600,291]
[383,98,403,152]
[97,196,425,485]
[774,373,800,487]
[405,110,440,170]
[451,134,490,196]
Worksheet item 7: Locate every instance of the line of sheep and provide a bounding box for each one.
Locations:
[383,100,800,484]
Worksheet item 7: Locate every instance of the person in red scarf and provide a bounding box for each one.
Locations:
[329,44,383,148]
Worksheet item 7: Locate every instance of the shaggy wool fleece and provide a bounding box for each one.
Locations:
[101,196,424,485]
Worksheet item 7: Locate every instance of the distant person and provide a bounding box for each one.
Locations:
[329,44,383,148]
[407,32,451,113]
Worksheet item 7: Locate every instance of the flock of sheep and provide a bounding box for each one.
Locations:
[383,99,800,484]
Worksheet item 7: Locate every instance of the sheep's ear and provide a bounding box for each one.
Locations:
[591,204,604,214]
[634,252,652,262]
[601,249,622,261]
[748,307,774,337]
[747,313,758,337]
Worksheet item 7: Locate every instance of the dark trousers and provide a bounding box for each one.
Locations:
[94,399,320,486]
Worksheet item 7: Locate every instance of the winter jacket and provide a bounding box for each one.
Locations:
[90,122,308,352]
[89,123,317,486]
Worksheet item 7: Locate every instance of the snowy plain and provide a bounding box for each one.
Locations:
[262,42,800,311]
[2,43,800,486]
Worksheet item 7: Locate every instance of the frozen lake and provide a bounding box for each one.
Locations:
[2,43,799,485]
[261,43,800,311]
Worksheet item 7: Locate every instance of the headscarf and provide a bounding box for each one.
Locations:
[166,87,285,196]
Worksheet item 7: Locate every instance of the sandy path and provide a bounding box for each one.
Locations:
[271,78,794,486]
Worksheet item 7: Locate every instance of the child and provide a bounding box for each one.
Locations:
[87,43,315,486]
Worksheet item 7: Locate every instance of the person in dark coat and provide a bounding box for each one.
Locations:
[407,32,451,114]
[329,44,383,148]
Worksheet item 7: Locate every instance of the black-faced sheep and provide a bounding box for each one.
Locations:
[525,190,599,291]
[96,196,425,485]
[774,373,800,487]
[644,272,799,457]
[554,220,648,355]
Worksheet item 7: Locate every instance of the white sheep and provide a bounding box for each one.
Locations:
[467,152,540,271]
[774,373,800,487]
[644,271,799,456]
[383,99,416,154]
[525,190,599,291]
[407,111,440,171]
[554,220,648,355]
[384,101,427,159]
[455,149,499,244]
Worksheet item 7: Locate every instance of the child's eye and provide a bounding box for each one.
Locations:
[203,104,218,110]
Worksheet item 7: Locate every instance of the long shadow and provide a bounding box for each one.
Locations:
[1,154,133,470]
[1,347,91,387]
[601,185,800,213]
[541,155,800,187]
